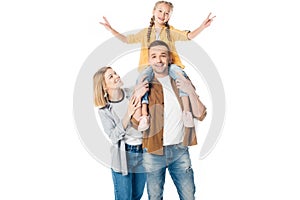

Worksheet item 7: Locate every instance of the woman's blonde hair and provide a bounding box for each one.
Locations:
[93,66,112,107]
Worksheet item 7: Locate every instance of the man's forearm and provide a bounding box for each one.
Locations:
[189,90,207,120]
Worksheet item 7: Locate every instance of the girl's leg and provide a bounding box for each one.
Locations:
[133,91,148,121]
[136,67,153,131]
[141,103,148,117]
[136,66,153,84]
[138,103,150,131]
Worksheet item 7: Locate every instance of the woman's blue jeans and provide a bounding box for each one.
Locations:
[111,145,146,200]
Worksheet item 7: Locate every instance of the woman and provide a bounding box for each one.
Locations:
[93,66,148,200]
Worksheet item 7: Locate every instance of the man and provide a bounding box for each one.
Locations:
[132,40,207,199]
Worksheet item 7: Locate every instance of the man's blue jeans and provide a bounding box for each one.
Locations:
[111,145,146,200]
[143,143,195,200]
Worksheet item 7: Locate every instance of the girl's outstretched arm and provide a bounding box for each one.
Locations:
[99,16,128,43]
[187,12,216,40]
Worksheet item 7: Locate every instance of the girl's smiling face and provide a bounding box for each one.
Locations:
[153,3,173,25]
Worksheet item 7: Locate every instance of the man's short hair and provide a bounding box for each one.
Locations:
[148,40,170,52]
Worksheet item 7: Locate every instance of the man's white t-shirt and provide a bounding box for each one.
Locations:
[157,76,184,146]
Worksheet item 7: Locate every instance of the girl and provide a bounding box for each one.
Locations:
[100,1,215,131]
[94,66,148,200]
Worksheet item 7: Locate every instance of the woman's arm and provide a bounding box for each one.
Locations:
[122,96,140,129]
[98,108,127,144]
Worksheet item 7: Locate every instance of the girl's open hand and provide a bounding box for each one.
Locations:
[201,12,216,28]
[99,16,113,31]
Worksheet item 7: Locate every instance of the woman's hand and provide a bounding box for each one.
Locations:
[133,75,149,99]
[127,96,141,117]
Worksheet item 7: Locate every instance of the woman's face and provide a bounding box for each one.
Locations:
[103,68,123,90]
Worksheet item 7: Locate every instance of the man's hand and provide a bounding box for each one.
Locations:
[175,72,195,95]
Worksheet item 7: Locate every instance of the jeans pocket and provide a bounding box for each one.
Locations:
[176,143,188,151]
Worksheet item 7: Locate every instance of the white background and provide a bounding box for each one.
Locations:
[1,0,300,199]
